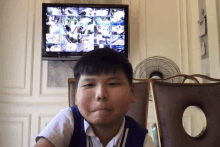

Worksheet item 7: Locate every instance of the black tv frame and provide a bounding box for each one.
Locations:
[42,3,129,60]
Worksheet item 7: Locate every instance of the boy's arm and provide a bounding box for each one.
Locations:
[34,138,55,147]
[35,107,74,147]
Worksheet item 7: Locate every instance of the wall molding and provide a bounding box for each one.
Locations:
[38,115,55,133]
[182,115,192,135]
[206,0,220,78]
[0,114,31,147]
[40,61,68,95]
[178,0,189,74]
[0,0,35,96]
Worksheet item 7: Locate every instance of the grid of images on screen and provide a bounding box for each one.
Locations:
[45,6,125,53]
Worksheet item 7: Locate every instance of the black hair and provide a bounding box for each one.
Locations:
[73,48,133,89]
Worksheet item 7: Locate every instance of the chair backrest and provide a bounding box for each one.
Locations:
[150,74,220,147]
[68,78,150,128]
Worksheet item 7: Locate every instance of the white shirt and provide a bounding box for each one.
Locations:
[36,107,156,147]
[84,117,125,147]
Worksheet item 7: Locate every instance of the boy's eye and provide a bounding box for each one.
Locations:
[108,83,121,86]
[83,83,94,87]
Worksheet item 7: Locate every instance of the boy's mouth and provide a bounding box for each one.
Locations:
[98,109,111,111]
[93,107,113,112]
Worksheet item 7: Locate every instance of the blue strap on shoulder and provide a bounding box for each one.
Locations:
[122,116,148,147]
[69,106,87,147]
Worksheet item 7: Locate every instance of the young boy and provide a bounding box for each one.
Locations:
[35,48,156,147]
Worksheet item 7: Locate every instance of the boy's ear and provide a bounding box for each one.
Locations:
[131,84,136,103]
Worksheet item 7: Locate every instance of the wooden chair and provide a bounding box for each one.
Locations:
[68,78,150,128]
[150,74,220,147]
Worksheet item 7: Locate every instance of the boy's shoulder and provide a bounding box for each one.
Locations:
[70,106,81,119]
[124,115,148,137]
[124,115,148,131]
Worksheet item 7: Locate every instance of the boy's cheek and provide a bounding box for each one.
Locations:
[111,87,127,97]
[76,95,93,108]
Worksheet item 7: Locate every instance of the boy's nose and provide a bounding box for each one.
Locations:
[96,85,108,101]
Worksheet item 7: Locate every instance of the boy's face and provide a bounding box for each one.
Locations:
[75,70,136,126]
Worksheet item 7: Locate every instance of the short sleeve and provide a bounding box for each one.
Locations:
[143,134,156,147]
[35,107,74,147]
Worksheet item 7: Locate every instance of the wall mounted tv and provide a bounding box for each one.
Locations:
[42,3,129,60]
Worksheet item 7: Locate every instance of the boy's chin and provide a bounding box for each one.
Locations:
[89,119,119,127]
[86,114,124,126]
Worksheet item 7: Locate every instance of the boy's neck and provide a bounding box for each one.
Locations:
[90,117,124,147]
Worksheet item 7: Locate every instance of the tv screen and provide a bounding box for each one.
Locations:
[42,3,129,60]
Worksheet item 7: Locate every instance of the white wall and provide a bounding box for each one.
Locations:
[145,0,180,67]
[1,0,216,146]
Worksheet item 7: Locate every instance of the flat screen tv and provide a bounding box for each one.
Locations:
[42,3,129,60]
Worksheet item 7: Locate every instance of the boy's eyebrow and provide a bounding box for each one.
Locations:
[81,78,96,82]
[81,76,122,82]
